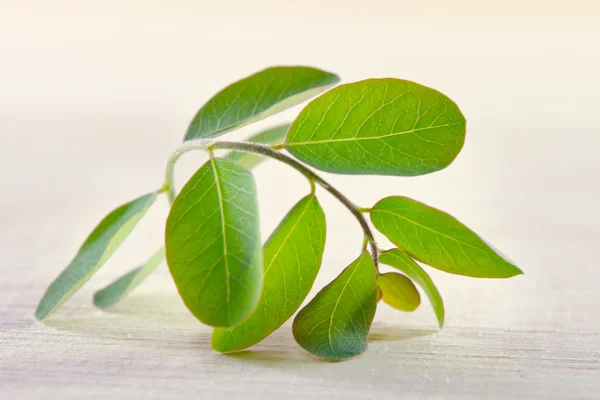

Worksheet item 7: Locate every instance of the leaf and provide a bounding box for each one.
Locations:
[377,273,421,312]
[284,78,466,176]
[35,192,158,321]
[212,195,326,352]
[165,158,262,327]
[379,248,445,327]
[93,247,165,309]
[292,251,377,361]
[184,66,339,141]
[370,196,523,278]
[224,124,290,169]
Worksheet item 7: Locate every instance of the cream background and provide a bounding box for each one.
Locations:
[1,2,599,399]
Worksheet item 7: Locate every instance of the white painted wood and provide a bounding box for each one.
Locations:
[1,2,599,399]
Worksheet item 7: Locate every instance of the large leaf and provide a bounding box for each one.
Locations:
[93,247,165,309]
[292,251,377,361]
[184,66,339,141]
[379,248,445,327]
[224,124,290,169]
[212,195,326,352]
[35,192,158,321]
[165,158,262,327]
[371,196,523,278]
[377,272,421,312]
[284,78,466,176]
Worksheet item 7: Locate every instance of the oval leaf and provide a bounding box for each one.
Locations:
[284,78,466,176]
[224,124,290,169]
[165,158,262,327]
[35,192,158,321]
[93,247,165,309]
[378,272,421,312]
[379,248,445,328]
[371,196,523,278]
[293,252,377,361]
[212,195,326,352]
[184,66,340,141]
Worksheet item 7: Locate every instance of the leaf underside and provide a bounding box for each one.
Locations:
[377,272,421,312]
[93,247,165,309]
[184,66,339,141]
[371,196,523,278]
[35,192,158,321]
[165,158,263,327]
[213,195,327,352]
[224,124,290,169]
[379,248,445,327]
[285,78,466,176]
[293,251,377,361]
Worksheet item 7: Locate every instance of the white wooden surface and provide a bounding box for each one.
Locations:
[1,2,599,399]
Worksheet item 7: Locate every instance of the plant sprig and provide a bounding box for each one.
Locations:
[35,65,523,361]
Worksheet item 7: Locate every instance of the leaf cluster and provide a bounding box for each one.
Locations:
[36,66,522,360]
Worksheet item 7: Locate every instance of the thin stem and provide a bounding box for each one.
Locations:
[163,140,208,204]
[207,140,379,271]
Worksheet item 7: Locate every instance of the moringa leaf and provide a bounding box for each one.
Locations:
[379,248,445,327]
[212,195,326,352]
[377,272,421,312]
[293,251,377,361]
[224,124,290,169]
[284,78,466,176]
[35,192,158,321]
[165,158,262,327]
[371,196,523,278]
[93,247,165,309]
[184,66,339,141]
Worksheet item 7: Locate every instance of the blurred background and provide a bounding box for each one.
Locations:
[1,1,599,399]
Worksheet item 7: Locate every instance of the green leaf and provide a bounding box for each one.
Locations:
[371,196,523,278]
[224,124,290,169]
[379,248,445,327]
[293,251,377,361]
[93,247,165,309]
[165,158,262,327]
[212,195,326,352]
[35,192,158,321]
[184,66,339,141]
[284,78,466,176]
[377,272,421,312]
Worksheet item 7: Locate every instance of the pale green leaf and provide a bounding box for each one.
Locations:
[371,196,523,278]
[212,195,326,352]
[35,192,158,321]
[224,124,290,169]
[165,158,262,327]
[93,247,165,309]
[379,248,445,327]
[284,78,466,176]
[184,66,339,141]
[377,272,421,312]
[292,252,377,361]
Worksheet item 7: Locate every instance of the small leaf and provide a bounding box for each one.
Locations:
[371,196,523,278]
[224,124,290,169]
[184,66,339,141]
[35,192,158,321]
[379,249,445,327]
[212,195,326,352]
[293,251,377,361]
[93,247,165,309]
[377,272,420,312]
[284,78,466,176]
[165,158,262,327]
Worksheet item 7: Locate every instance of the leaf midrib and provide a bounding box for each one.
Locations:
[210,158,231,324]
[287,121,464,147]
